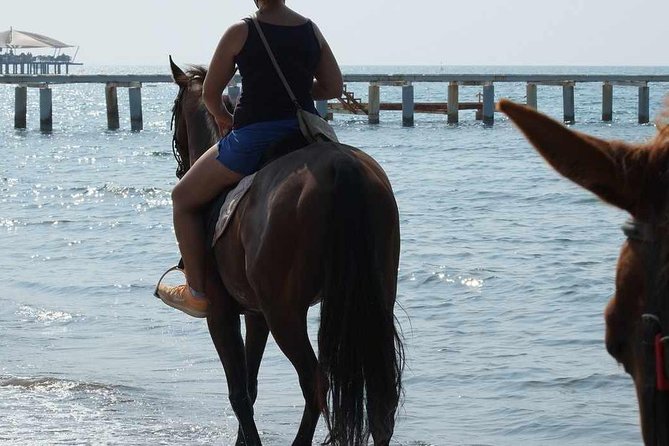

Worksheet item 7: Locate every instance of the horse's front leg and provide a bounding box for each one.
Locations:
[235,313,270,446]
[207,300,261,445]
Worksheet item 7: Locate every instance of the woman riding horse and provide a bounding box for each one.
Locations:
[162,1,404,445]
[157,0,342,315]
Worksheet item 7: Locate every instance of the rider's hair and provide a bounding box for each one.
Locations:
[255,0,283,6]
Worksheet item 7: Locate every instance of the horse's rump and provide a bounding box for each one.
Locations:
[213,141,396,310]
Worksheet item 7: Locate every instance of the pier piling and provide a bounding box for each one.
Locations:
[638,85,650,124]
[482,83,495,125]
[526,83,537,109]
[563,82,575,124]
[602,82,613,122]
[368,84,380,124]
[105,84,120,130]
[39,87,52,133]
[402,84,414,127]
[316,100,328,118]
[128,86,143,131]
[447,82,459,124]
[14,86,27,129]
[227,85,240,108]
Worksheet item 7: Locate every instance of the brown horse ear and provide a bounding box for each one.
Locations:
[498,99,638,214]
[169,55,188,87]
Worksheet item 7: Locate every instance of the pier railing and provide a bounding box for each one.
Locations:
[2,73,669,131]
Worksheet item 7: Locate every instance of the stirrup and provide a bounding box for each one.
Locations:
[153,264,184,299]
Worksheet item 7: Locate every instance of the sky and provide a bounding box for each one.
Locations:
[3,0,669,67]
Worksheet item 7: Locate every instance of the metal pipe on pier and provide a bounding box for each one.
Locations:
[563,82,575,124]
[402,84,414,127]
[368,84,380,124]
[638,84,650,124]
[14,86,27,129]
[316,100,328,118]
[39,86,52,133]
[128,85,143,131]
[526,83,537,109]
[447,82,459,124]
[602,82,613,122]
[482,83,495,125]
[105,84,120,130]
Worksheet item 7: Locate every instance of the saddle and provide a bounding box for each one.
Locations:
[204,131,310,248]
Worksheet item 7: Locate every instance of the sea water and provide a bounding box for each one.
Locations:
[1,65,668,445]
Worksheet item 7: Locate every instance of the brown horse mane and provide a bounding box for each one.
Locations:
[635,98,669,310]
[184,65,208,83]
[176,64,234,129]
[181,65,218,135]
[654,97,669,145]
[614,99,669,203]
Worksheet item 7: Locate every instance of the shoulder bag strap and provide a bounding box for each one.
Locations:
[250,15,302,110]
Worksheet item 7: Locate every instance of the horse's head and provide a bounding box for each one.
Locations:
[500,99,669,445]
[169,56,233,178]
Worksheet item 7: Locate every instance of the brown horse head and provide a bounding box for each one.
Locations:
[499,99,669,445]
[169,56,233,178]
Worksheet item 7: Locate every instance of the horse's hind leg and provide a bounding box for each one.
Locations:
[368,389,398,446]
[267,311,321,446]
[207,298,262,445]
[235,313,269,446]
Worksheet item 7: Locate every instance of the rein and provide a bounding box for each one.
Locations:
[170,86,188,179]
[623,218,669,388]
[623,217,669,444]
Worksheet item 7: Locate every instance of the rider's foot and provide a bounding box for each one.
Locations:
[156,284,208,318]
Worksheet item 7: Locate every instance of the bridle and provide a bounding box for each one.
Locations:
[623,217,669,444]
[170,85,189,179]
[170,70,226,180]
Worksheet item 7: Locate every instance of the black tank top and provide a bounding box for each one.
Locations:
[233,18,321,129]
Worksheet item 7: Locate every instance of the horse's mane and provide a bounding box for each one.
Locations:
[655,96,669,146]
[186,65,235,113]
[183,65,220,140]
[184,65,208,84]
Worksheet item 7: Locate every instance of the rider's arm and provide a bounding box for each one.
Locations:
[203,22,248,128]
[311,22,343,101]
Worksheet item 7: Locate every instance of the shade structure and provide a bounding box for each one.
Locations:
[0,28,72,49]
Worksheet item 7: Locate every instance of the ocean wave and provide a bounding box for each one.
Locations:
[16,304,79,325]
[0,375,136,394]
[520,373,628,391]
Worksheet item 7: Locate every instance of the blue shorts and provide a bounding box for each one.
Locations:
[217,118,300,175]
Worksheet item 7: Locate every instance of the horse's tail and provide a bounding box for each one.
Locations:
[318,152,404,445]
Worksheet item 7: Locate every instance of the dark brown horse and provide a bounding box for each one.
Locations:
[500,99,669,445]
[168,58,404,446]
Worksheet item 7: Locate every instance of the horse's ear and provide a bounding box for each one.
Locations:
[498,99,639,214]
[169,55,188,87]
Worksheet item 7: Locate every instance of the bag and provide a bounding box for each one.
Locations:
[252,15,338,144]
[297,109,338,143]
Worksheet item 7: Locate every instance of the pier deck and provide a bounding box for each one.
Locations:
[2,73,669,131]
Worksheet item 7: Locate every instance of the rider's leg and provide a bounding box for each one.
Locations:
[156,143,243,316]
[172,144,244,292]
[157,119,300,317]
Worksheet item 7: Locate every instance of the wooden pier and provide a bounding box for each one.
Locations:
[1,73,669,131]
[0,60,83,75]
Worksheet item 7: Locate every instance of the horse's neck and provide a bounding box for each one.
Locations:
[189,111,219,161]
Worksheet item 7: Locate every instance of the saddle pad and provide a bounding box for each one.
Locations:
[211,173,256,247]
